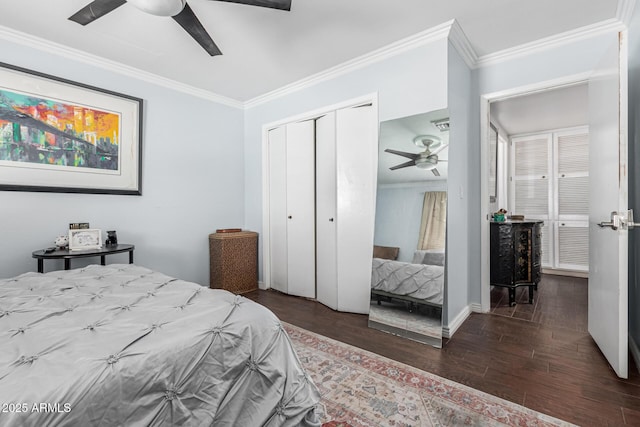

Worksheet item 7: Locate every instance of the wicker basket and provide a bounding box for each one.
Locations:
[209,230,258,294]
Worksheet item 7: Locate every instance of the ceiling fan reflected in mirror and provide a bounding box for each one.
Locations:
[68,0,292,56]
[385,134,448,176]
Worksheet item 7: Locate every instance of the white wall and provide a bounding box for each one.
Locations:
[470,31,618,305]
[374,181,447,263]
[627,4,640,363]
[243,38,450,281]
[0,38,245,285]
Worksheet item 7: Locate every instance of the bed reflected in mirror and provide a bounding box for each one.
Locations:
[368,109,448,348]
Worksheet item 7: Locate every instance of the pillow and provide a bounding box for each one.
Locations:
[422,251,445,266]
[412,249,445,266]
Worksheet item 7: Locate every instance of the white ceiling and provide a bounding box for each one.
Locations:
[491,83,588,135]
[0,0,621,102]
[378,109,449,185]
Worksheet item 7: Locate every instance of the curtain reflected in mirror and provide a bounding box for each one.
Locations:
[369,109,448,348]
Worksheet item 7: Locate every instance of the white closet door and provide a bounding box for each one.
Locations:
[511,134,553,220]
[316,112,338,309]
[555,128,589,271]
[335,104,377,314]
[285,121,316,298]
[511,134,553,267]
[268,127,288,293]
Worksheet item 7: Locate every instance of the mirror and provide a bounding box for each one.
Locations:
[368,109,448,348]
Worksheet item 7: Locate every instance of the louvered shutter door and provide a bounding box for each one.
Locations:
[512,134,552,221]
[556,131,589,218]
[556,222,589,271]
[540,221,552,267]
[554,129,588,271]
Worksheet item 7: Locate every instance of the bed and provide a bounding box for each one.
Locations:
[0,264,320,427]
[371,248,445,308]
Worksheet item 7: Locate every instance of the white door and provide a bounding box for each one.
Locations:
[268,127,288,293]
[267,122,316,297]
[316,112,338,309]
[285,121,316,298]
[335,104,377,313]
[588,31,628,378]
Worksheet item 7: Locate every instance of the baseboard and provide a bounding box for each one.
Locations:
[258,281,267,290]
[443,305,471,339]
[469,303,483,313]
[630,335,640,374]
[542,268,588,278]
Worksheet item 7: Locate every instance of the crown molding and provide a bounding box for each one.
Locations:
[244,20,454,109]
[617,0,637,26]
[475,17,626,68]
[447,19,478,69]
[0,25,244,109]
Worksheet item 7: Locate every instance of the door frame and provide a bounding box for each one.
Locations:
[478,73,592,312]
[261,93,379,290]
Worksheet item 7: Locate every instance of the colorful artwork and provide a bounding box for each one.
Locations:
[0,89,121,171]
[0,62,142,195]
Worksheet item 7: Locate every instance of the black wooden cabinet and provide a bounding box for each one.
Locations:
[490,221,543,306]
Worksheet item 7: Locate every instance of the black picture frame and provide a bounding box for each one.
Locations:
[0,62,143,195]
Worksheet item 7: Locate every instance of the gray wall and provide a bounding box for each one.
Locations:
[0,38,245,285]
[374,181,447,263]
[628,5,640,363]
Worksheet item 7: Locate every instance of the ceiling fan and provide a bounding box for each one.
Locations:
[385,135,448,176]
[68,0,292,56]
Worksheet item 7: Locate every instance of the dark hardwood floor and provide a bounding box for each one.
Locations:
[245,274,640,427]
[490,273,588,332]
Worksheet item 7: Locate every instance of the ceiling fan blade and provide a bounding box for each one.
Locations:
[69,0,127,25]
[430,142,449,156]
[431,168,441,177]
[389,160,416,170]
[212,0,291,11]
[384,148,419,160]
[172,3,222,56]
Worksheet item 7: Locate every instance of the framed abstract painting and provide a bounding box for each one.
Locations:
[0,62,143,195]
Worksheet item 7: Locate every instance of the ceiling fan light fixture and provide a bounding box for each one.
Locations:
[127,0,186,16]
[414,156,437,170]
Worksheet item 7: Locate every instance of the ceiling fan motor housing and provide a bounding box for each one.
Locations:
[127,0,186,16]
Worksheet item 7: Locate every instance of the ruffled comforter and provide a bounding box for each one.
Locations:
[371,258,444,305]
[0,264,320,426]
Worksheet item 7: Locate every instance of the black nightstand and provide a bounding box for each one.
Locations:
[32,244,135,273]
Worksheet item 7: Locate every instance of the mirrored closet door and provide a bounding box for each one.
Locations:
[368,109,449,348]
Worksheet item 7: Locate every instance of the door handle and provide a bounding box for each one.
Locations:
[622,209,640,229]
[329,218,334,222]
[598,211,620,230]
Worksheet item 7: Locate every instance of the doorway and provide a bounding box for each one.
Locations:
[479,31,629,380]
[486,83,589,319]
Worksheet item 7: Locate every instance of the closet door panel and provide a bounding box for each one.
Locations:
[335,105,376,314]
[511,134,552,221]
[316,113,338,309]
[268,127,288,293]
[285,121,316,298]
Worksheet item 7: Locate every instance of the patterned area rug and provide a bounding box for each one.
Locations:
[283,323,575,427]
